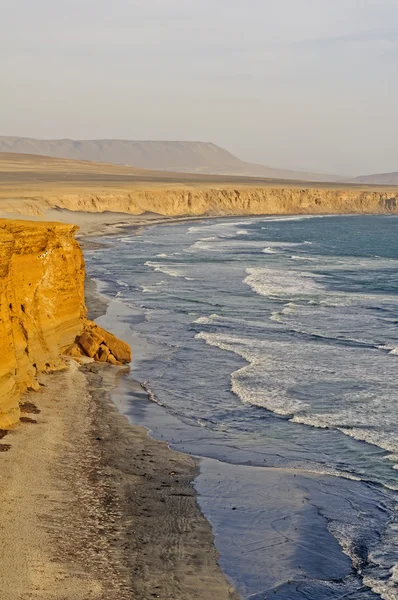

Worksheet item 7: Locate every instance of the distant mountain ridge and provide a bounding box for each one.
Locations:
[0,137,341,183]
[348,171,398,185]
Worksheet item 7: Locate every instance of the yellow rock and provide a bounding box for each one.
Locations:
[97,345,110,363]
[0,218,131,428]
[84,322,132,364]
[64,343,85,358]
[0,219,86,428]
[107,354,123,367]
[78,331,101,358]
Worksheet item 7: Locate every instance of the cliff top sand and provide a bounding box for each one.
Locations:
[1,151,395,193]
[1,153,398,236]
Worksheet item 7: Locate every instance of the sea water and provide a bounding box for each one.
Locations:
[86,215,398,599]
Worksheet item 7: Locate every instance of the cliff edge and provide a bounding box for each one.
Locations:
[1,153,397,220]
[2,187,398,220]
[0,219,130,428]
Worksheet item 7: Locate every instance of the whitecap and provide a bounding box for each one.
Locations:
[195,331,310,416]
[144,260,186,278]
[378,345,398,355]
[290,255,316,261]
[140,285,156,293]
[187,220,252,235]
[245,266,325,299]
[194,314,221,325]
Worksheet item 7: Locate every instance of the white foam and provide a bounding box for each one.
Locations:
[119,237,137,243]
[245,266,325,299]
[119,237,151,244]
[194,314,221,325]
[187,220,252,235]
[362,575,398,600]
[188,237,268,253]
[144,260,185,278]
[140,285,156,293]
[195,326,398,461]
[140,280,166,293]
[195,331,310,416]
[189,235,305,255]
[290,254,316,261]
[260,215,324,225]
[270,311,282,323]
[194,313,273,330]
[337,427,398,458]
[329,519,398,600]
[187,236,220,252]
[261,241,305,255]
[378,345,398,355]
[282,302,297,314]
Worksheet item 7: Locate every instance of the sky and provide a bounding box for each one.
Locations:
[1,0,397,175]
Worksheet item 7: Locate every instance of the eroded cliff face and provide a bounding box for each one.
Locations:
[0,219,131,429]
[0,220,86,427]
[2,186,398,218]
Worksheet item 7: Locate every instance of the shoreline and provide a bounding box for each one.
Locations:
[0,359,237,599]
[3,212,395,598]
[0,220,239,600]
[84,257,239,598]
[84,215,398,599]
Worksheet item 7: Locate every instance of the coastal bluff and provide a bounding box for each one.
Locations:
[0,219,130,428]
[2,187,398,219]
[1,153,398,220]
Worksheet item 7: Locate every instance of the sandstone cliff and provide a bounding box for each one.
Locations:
[1,153,397,219]
[0,219,130,428]
[2,187,398,219]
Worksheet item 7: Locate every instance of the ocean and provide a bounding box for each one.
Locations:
[85,215,398,599]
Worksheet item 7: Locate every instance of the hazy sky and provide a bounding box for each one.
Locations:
[1,0,397,175]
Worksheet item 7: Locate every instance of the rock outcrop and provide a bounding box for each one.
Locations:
[0,219,131,428]
[66,323,131,365]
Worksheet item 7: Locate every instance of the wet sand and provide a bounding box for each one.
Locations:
[1,206,230,239]
[99,297,386,600]
[0,283,238,600]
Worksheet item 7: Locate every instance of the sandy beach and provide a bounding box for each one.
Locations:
[3,2,398,596]
[0,270,238,600]
[1,156,397,599]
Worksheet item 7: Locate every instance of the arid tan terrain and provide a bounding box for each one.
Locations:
[349,170,398,185]
[0,137,342,181]
[1,152,397,600]
[0,152,397,224]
